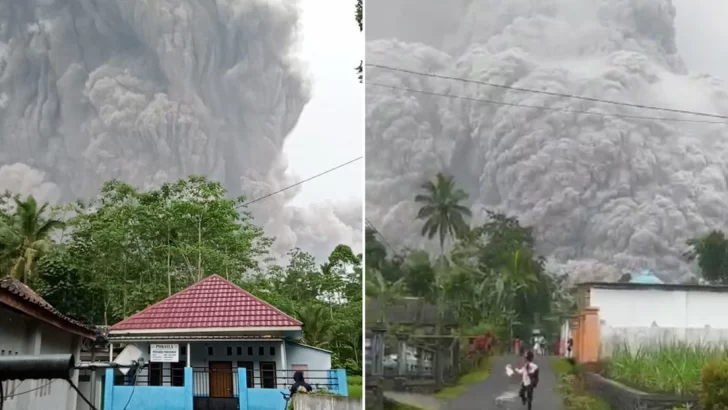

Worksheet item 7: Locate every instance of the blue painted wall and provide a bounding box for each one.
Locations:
[104,367,193,410]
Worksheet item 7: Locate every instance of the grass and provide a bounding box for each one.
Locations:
[348,375,362,398]
[552,358,611,410]
[433,358,492,399]
[603,341,728,395]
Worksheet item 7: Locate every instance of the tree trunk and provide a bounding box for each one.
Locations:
[197,216,202,281]
[167,230,172,296]
[435,242,445,387]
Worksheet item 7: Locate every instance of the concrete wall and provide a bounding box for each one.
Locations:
[0,307,81,410]
[589,287,728,356]
[590,287,728,328]
[292,395,362,410]
[286,342,331,370]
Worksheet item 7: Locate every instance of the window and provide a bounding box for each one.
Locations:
[247,347,253,355]
[258,346,264,356]
[208,346,214,356]
[236,347,242,355]
[149,363,163,386]
[171,362,185,387]
[269,347,275,356]
[237,361,254,388]
[259,361,277,388]
[180,345,187,355]
[226,347,232,356]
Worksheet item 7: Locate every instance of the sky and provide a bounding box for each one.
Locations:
[673,0,728,81]
[283,0,364,206]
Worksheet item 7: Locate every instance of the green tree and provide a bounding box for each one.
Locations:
[355,0,363,82]
[415,172,472,255]
[0,196,64,282]
[685,230,728,284]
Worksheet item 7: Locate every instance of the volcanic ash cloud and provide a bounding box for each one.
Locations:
[0,0,360,259]
[365,0,728,281]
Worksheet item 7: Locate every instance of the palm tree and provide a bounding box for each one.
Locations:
[294,304,334,348]
[415,172,472,256]
[414,173,471,386]
[0,196,64,283]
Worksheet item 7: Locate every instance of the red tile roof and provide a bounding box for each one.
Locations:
[109,275,302,332]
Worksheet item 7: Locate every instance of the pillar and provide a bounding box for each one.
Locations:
[397,335,408,376]
[186,343,191,367]
[238,368,249,410]
[582,307,600,363]
[369,327,385,376]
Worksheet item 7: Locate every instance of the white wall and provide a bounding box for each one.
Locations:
[285,343,331,371]
[0,307,80,410]
[588,287,728,356]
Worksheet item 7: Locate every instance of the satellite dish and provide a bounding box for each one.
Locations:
[113,344,143,375]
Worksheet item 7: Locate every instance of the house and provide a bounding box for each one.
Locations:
[566,276,728,362]
[0,277,97,410]
[102,274,348,410]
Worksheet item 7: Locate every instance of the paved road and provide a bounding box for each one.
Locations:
[447,355,564,410]
[383,391,444,410]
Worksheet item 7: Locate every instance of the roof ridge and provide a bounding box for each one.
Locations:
[211,275,301,325]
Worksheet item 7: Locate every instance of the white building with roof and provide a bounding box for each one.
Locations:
[0,277,97,410]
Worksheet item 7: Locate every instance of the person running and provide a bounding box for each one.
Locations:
[514,351,539,410]
[567,337,573,358]
[289,371,312,397]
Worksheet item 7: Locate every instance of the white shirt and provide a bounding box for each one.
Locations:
[515,362,538,386]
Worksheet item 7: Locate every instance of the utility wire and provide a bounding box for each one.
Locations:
[365,218,399,256]
[367,63,728,120]
[367,82,728,124]
[0,380,55,398]
[67,380,99,410]
[237,156,363,208]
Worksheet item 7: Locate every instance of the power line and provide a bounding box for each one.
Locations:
[365,218,399,255]
[367,63,728,120]
[1,380,55,398]
[237,156,363,208]
[367,82,728,124]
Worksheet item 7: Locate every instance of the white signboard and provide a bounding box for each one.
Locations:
[150,344,179,363]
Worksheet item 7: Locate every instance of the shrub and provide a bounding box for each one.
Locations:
[698,359,728,410]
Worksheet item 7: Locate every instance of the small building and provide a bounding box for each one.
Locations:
[0,277,97,410]
[103,275,347,410]
[565,279,728,362]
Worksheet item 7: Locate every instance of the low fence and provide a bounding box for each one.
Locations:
[191,367,342,397]
[104,367,348,410]
[104,367,193,410]
[292,394,362,410]
[583,372,698,410]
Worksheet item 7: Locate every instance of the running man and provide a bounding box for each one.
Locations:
[514,351,539,410]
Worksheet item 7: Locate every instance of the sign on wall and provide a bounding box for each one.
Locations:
[150,344,179,362]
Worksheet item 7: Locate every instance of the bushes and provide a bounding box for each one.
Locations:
[603,341,724,395]
[698,359,728,410]
[552,359,610,410]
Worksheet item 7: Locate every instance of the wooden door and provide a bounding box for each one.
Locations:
[208,362,233,398]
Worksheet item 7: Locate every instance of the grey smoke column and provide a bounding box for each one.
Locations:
[0,0,360,259]
[365,0,728,282]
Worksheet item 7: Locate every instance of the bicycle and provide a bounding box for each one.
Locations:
[280,391,291,410]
